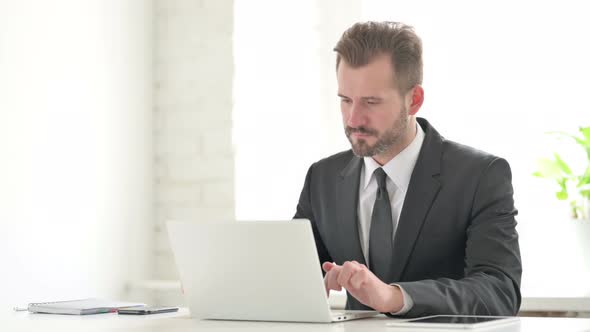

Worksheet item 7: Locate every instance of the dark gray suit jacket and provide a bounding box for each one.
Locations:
[294,117,522,317]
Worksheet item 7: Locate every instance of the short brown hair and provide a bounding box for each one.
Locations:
[334,21,423,94]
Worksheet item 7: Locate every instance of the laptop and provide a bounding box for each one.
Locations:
[167,219,379,323]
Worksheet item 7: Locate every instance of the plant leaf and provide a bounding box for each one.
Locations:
[556,191,568,200]
[534,158,564,179]
[578,127,590,161]
[553,153,572,175]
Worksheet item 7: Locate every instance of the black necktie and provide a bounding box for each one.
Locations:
[369,167,393,282]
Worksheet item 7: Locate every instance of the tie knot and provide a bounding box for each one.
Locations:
[373,168,388,191]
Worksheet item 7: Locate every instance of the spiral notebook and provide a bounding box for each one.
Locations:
[27,298,145,315]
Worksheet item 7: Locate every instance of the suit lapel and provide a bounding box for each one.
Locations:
[389,118,443,282]
[336,155,367,266]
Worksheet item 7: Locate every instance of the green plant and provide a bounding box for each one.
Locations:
[533,126,590,220]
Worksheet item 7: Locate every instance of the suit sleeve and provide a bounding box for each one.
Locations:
[395,157,522,317]
[293,164,333,272]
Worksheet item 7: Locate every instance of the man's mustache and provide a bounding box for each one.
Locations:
[345,126,378,136]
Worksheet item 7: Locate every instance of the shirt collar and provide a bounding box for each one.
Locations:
[362,122,425,193]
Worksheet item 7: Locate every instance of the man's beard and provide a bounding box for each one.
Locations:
[345,107,410,157]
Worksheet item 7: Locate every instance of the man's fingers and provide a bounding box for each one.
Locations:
[324,276,342,292]
[337,261,360,288]
[349,267,369,290]
[322,261,334,273]
[323,261,341,273]
[326,278,342,292]
[325,261,370,293]
[324,263,343,293]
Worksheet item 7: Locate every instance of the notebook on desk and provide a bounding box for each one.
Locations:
[27,298,145,315]
[167,219,379,323]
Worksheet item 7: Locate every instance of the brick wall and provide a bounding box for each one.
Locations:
[153,0,235,300]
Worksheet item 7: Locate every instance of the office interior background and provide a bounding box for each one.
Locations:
[1,0,589,314]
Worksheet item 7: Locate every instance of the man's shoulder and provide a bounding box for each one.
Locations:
[317,149,355,164]
[440,139,507,172]
[419,117,505,166]
[310,149,356,173]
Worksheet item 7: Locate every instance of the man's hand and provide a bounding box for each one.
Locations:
[322,261,404,313]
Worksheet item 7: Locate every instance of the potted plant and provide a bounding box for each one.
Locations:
[533,126,590,220]
[531,126,590,298]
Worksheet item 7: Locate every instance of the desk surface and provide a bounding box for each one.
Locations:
[329,291,590,313]
[4,308,590,331]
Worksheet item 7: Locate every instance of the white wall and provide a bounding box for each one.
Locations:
[0,0,153,310]
[153,0,235,304]
[234,0,362,220]
[2,0,588,312]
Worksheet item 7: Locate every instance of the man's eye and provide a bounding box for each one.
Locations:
[341,99,352,104]
[367,100,379,105]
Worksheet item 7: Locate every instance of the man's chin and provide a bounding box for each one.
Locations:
[351,143,376,157]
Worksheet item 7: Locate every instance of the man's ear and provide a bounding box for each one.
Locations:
[407,85,424,116]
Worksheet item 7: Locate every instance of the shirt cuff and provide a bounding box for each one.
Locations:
[389,283,413,315]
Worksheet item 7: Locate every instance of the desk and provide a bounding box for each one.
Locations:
[4,308,590,332]
[132,280,590,317]
[328,292,590,317]
[520,297,590,317]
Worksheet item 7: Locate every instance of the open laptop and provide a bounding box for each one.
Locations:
[167,219,379,323]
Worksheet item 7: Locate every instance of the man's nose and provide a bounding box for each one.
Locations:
[347,103,366,128]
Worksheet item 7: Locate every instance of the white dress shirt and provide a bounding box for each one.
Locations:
[357,122,425,315]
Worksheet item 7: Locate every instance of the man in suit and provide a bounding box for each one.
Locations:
[294,21,521,317]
